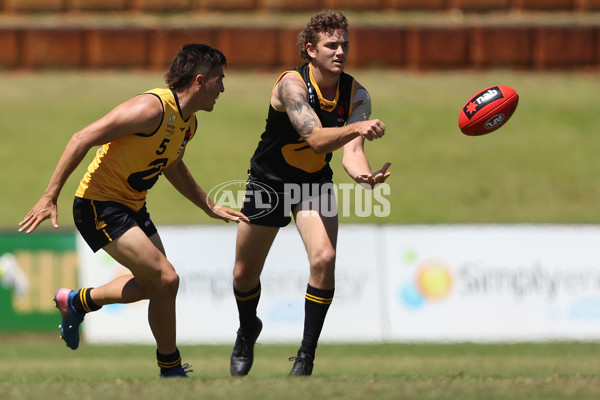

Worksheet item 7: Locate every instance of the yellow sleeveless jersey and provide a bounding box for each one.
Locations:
[75,88,198,211]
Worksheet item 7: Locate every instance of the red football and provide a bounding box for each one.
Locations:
[458,85,519,136]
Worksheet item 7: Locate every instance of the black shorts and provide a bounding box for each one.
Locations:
[73,197,157,252]
[240,176,335,228]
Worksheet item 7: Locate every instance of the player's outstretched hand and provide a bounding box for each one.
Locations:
[18,196,59,234]
[208,205,250,223]
[356,162,391,188]
[356,119,386,141]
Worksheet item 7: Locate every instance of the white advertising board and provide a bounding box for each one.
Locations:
[78,225,600,344]
[381,225,600,342]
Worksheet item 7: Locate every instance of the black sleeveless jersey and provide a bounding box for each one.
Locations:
[249,63,355,186]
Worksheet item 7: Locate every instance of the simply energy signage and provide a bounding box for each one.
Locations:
[385,225,600,342]
[78,225,600,344]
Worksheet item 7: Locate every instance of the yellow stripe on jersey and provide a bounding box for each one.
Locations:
[305,293,333,305]
[308,63,339,112]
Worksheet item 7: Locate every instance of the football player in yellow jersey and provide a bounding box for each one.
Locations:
[230,11,391,377]
[18,44,248,378]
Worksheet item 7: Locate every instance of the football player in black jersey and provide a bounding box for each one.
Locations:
[230,11,391,376]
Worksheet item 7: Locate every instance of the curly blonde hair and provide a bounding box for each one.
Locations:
[297,11,349,61]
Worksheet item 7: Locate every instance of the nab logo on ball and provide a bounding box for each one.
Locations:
[458,85,519,136]
[462,87,504,120]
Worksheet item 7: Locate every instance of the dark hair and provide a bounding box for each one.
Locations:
[297,11,349,61]
[164,44,227,90]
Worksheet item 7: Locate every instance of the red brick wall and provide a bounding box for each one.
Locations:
[2,0,600,11]
[1,25,598,70]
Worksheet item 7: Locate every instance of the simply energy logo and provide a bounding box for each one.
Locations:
[458,260,600,302]
[398,255,600,311]
[399,259,454,309]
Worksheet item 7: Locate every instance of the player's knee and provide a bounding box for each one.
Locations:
[310,248,336,276]
[143,260,179,297]
[232,263,260,289]
[160,267,180,297]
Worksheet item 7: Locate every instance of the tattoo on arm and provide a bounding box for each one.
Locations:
[279,77,321,140]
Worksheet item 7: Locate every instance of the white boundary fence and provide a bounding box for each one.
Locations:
[79,224,600,344]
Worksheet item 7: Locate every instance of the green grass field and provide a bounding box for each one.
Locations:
[1,334,599,400]
[2,70,600,229]
[2,70,600,399]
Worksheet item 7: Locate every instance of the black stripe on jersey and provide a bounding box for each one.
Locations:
[134,93,164,137]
